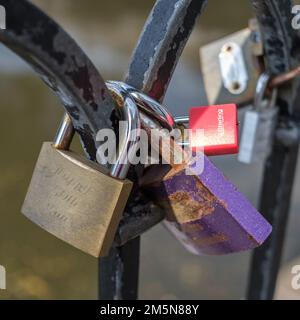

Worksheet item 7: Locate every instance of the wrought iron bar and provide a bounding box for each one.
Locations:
[99,0,208,299]
[247,0,300,300]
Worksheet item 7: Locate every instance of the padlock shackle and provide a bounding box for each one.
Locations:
[107,81,175,131]
[110,94,141,180]
[254,72,278,110]
[54,91,141,180]
[174,116,189,126]
[53,113,75,150]
[107,81,195,168]
[108,82,195,169]
[55,81,177,179]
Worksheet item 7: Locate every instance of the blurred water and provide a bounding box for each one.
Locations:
[0,0,299,300]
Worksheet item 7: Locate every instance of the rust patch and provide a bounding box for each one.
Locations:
[191,234,228,247]
[109,90,124,107]
[181,223,204,234]
[247,234,256,243]
[218,199,228,210]
[163,188,215,223]
[142,155,230,225]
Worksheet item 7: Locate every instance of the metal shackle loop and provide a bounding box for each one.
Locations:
[254,72,278,111]
[107,81,175,131]
[108,87,141,180]
[54,80,177,179]
[53,113,75,150]
[107,82,191,167]
[53,92,141,180]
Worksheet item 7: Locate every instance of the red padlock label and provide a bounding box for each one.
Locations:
[189,104,239,156]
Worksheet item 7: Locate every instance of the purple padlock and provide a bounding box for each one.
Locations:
[113,81,272,255]
[141,155,272,255]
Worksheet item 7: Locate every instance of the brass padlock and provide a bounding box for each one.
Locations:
[22,96,141,257]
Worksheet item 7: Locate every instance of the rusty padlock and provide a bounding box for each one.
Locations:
[91,81,272,256]
[21,93,141,257]
[126,92,272,255]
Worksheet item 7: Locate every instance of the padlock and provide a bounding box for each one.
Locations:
[111,81,239,157]
[238,72,278,164]
[21,94,141,257]
[136,94,272,255]
[141,148,272,255]
[108,82,271,255]
[200,23,263,106]
[175,104,239,156]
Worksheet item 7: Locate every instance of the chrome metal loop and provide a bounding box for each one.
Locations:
[254,72,278,111]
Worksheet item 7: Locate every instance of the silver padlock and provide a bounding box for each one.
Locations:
[238,73,278,164]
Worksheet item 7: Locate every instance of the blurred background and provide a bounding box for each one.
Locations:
[0,0,300,299]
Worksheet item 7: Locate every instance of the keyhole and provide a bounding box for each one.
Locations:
[231,81,241,92]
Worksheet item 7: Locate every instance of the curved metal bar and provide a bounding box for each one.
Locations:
[0,0,116,161]
[0,0,146,300]
[100,0,208,300]
[247,0,300,300]
[126,0,208,102]
[0,0,180,239]
[251,0,297,76]
[122,0,208,243]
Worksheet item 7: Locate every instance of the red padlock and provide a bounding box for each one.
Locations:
[176,104,239,156]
